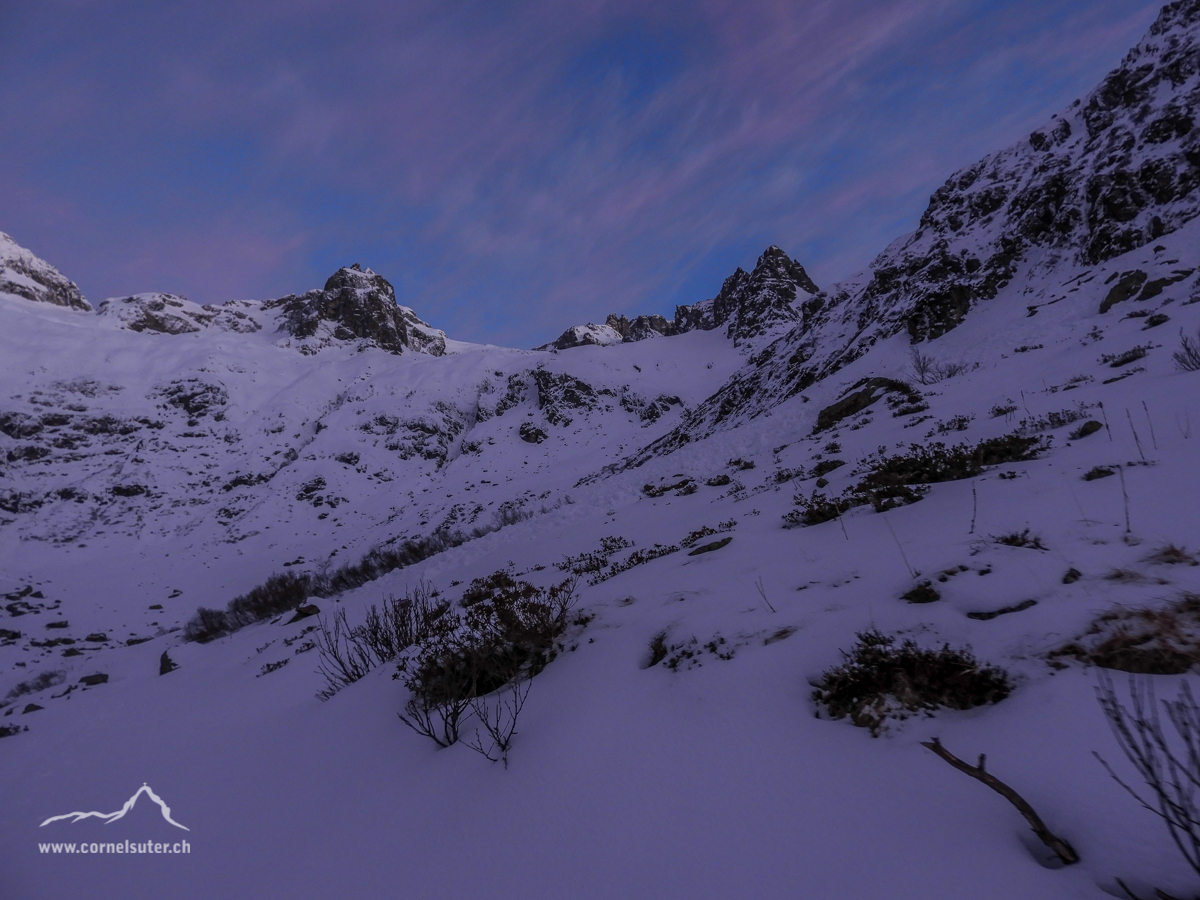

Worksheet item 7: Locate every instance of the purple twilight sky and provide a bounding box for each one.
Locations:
[0,0,1161,346]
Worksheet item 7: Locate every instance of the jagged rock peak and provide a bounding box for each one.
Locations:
[265,265,446,356]
[0,231,91,311]
[674,245,819,344]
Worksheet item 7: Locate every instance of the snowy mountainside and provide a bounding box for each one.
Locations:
[0,231,90,312]
[4,4,1200,899]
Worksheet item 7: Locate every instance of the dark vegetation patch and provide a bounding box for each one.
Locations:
[395,577,577,747]
[4,670,65,701]
[184,506,535,642]
[556,536,633,576]
[1147,544,1199,566]
[992,529,1048,550]
[811,630,1011,736]
[1069,420,1104,439]
[1084,466,1116,480]
[686,536,732,556]
[813,378,922,433]
[1101,345,1151,367]
[966,599,1037,620]
[784,433,1044,527]
[901,581,940,604]
[1050,594,1200,675]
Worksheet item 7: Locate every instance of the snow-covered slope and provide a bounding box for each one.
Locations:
[3,4,1200,899]
[0,231,90,312]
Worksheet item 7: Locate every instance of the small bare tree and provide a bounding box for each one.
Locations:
[466,678,531,767]
[1174,329,1200,373]
[911,347,940,384]
[1096,673,1200,894]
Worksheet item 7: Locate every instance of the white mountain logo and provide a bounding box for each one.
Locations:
[40,783,190,831]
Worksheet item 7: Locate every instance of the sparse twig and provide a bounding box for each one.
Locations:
[883,516,917,578]
[466,678,531,768]
[970,483,978,534]
[1101,401,1114,442]
[921,737,1079,865]
[1127,408,1147,462]
[1118,465,1132,534]
[754,577,777,614]
[1143,401,1159,451]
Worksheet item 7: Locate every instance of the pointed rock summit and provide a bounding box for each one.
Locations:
[0,232,90,311]
[674,245,820,343]
[266,264,446,356]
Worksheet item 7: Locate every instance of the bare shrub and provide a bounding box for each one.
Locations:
[466,678,531,767]
[315,585,449,699]
[396,576,577,749]
[1173,330,1200,372]
[911,348,970,385]
[1096,674,1200,889]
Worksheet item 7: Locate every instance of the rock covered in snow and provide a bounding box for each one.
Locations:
[537,322,624,351]
[265,264,446,356]
[0,232,90,311]
[97,293,262,334]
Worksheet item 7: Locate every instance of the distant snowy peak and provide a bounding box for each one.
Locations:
[674,245,820,344]
[97,293,262,334]
[537,322,625,351]
[264,264,446,356]
[542,245,819,351]
[0,231,90,312]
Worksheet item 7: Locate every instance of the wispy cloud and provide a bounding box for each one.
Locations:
[0,0,1160,345]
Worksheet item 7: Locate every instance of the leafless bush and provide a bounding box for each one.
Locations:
[911,347,970,385]
[315,584,449,699]
[466,678,531,767]
[396,575,577,750]
[1096,674,1200,888]
[1175,330,1200,373]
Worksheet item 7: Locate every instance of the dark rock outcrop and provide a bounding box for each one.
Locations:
[605,313,676,341]
[266,265,445,356]
[0,232,90,311]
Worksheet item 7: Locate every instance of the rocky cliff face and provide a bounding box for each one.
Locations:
[0,232,90,311]
[266,264,446,356]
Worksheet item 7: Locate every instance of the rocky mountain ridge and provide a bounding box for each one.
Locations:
[539,245,820,350]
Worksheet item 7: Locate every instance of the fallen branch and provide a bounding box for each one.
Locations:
[920,737,1079,865]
